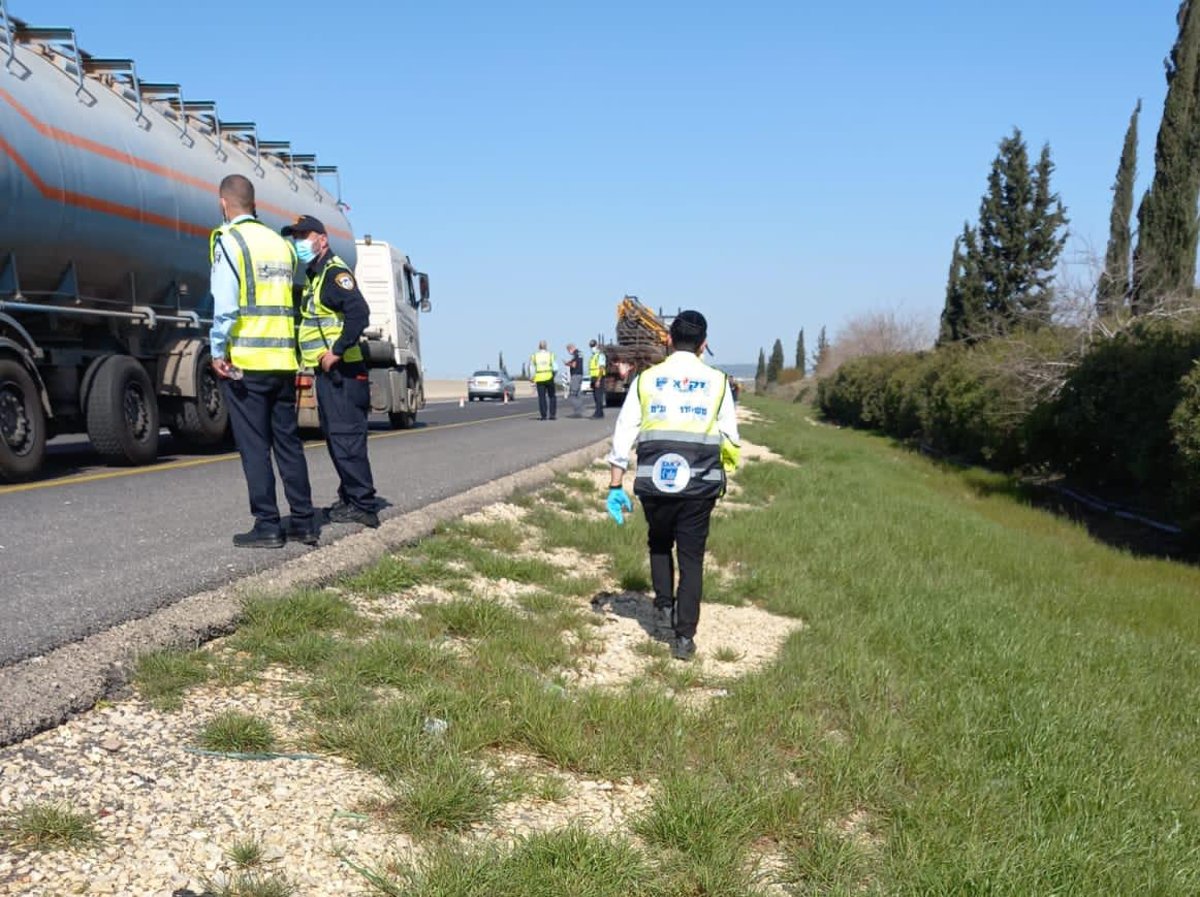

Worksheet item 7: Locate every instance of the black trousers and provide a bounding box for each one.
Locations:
[591,378,606,416]
[222,372,314,529]
[640,495,716,639]
[535,380,557,419]
[315,370,378,512]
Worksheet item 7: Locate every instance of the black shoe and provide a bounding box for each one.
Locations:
[592,412,604,419]
[549,416,557,420]
[232,524,285,549]
[328,503,381,528]
[672,636,696,661]
[286,521,320,546]
[655,605,674,631]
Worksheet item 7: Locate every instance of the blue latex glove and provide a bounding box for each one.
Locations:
[606,487,633,524]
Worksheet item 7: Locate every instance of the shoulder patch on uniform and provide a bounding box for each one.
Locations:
[335,272,355,291]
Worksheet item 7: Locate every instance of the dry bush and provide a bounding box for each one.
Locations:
[818,308,935,377]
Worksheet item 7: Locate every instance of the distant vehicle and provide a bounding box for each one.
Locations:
[468,370,514,402]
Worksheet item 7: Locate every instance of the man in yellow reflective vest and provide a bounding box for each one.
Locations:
[605,310,740,660]
[530,340,558,421]
[209,175,317,549]
[588,338,607,419]
[282,215,380,528]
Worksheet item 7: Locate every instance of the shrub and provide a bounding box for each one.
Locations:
[1031,321,1200,490]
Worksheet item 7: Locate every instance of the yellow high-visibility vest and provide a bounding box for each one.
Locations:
[298,255,365,368]
[530,350,556,383]
[589,350,606,378]
[210,220,298,371]
[634,352,734,499]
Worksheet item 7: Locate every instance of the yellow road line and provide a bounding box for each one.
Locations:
[0,411,530,496]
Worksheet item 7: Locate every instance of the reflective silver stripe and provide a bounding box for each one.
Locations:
[637,430,722,446]
[299,338,331,350]
[229,336,295,348]
[243,305,295,316]
[224,226,255,307]
[635,465,721,478]
[302,316,341,327]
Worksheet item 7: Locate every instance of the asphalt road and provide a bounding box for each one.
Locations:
[0,397,613,668]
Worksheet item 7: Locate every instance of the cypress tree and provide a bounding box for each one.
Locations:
[755,348,766,382]
[813,326,830,370]
[795,328,806,376]
[939,226,985,344]
[973,129,1068,332]
[499,350,506,373]
[1098,100,1141,316]
[1133,1,1200,312]
[767,339,785,382]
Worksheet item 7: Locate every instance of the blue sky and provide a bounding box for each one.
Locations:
[23,1,1183,375]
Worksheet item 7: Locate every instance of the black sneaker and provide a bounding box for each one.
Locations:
[232,525,285,549]
[672,636,696,661]
[655,605,674,631]
[286,521,320,546]
[328,503,381,528]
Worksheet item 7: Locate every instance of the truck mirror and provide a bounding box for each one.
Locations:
[420,298,432,313]
[418,273,430,302]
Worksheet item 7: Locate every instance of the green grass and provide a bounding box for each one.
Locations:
[198,711,277,753]
[201,872,296,897]
[226,837,265,868]
[181,394,1200,894]
[0,802,99,852]
[355,828,658,897]
[133,648,211,710]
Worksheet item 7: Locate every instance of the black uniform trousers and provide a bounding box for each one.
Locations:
[222,372,314,530]
[315,369,378,512]
[535,380,557,420]
[640,495,717,639]
[591,378,606,416]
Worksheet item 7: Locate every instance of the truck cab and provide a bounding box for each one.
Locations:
[295,237,431,430]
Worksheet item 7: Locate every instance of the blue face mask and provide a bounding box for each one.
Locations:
[294,238,316,263]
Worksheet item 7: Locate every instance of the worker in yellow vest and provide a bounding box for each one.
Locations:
[283,215,380,528]
[208,175,316,549]
[588,338,607,418]
[605,310,740,660]
[530,340,558,421]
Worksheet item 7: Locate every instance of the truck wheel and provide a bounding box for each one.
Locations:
[389,410,417,429]
[86,355,160,465]
[0,357,47,480]
[169,353,228,447]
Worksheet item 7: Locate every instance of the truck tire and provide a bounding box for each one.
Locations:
[389,410,417,429]
[0,357,47,481]
[86,355,160,465]
[168,353,228,447]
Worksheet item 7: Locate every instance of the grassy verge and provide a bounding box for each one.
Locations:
[132,396,1200,894]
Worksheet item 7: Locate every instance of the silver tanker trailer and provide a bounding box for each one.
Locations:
[0,4,430,480]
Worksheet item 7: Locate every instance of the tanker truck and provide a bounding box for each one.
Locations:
[0,4,430,481]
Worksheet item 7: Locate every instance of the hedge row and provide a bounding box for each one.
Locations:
[817,322,1200,513]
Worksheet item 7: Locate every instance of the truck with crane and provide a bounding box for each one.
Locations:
[597,295,671,406]
[0,2,430,481]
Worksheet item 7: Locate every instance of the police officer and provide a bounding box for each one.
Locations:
[605,310,740,660]
[209,174,317,548]
[588,338,607,418]
[565,342,585,417]
[530,340,558,421]
[282,215,381,528]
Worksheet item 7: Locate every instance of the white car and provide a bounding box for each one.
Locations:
[468,370,515,401]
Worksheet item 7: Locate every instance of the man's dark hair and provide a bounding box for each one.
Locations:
[669,310,707,352]
[219,174,256,214]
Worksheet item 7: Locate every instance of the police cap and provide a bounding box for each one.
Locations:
[281,215,326,237]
